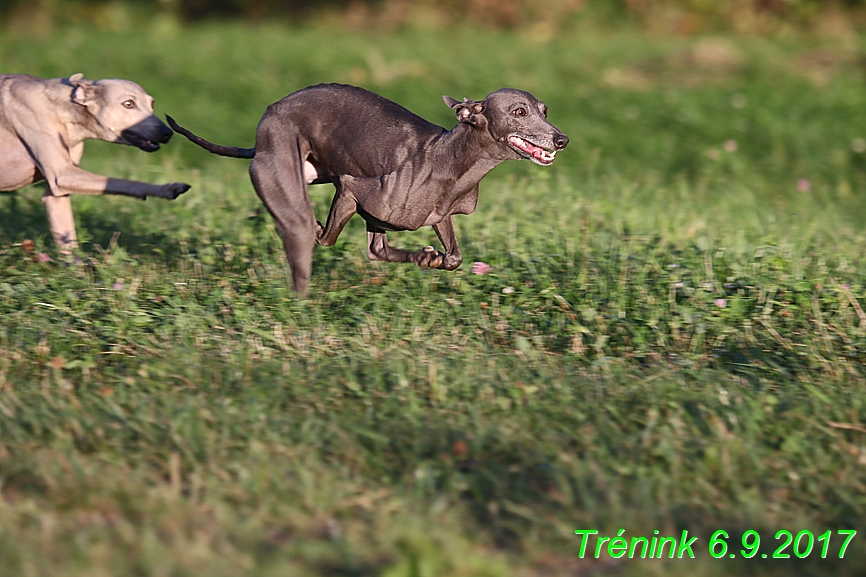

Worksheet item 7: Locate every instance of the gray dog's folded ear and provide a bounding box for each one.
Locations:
[69,73,100,107]
[443,95,486,127]
[442,95,460,108]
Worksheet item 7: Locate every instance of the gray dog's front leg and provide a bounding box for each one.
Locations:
[316,183,357,246]
[432,217,463,270]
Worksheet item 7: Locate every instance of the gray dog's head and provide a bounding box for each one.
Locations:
[68,73,173,152]
[443,88,568,166]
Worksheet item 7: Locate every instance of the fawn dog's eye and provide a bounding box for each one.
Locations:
[122,100,135,109]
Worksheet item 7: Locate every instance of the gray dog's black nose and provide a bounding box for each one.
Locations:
[553,134,569,150]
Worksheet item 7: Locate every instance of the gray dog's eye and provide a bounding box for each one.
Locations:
[122,100,136,109]
[512,108,527,117]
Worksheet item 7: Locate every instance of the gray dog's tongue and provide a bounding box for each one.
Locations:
[508,135,556,164]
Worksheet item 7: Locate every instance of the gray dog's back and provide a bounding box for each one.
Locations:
[263,84,446,177]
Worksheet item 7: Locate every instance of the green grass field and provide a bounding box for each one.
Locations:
[2,17,866,577]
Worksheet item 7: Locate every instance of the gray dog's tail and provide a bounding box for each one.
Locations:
[166,115,256,159]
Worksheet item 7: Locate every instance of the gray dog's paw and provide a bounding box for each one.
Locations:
[414,245,446,269]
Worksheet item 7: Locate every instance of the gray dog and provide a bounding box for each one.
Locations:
[0,73,190,249]
[168,84,567,296]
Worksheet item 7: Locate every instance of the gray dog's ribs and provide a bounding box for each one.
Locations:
[169,83,568,296]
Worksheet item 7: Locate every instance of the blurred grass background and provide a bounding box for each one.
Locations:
[3,2,866,576]
[4,0,866,32]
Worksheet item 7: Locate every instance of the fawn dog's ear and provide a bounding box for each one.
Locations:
[69,73,100,107]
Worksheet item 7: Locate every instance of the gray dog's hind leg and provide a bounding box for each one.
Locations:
[366,230,447,269]
[366,216,463,270]
[249,136,317,297]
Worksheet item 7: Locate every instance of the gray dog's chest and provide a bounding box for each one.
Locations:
[332,164,476,231]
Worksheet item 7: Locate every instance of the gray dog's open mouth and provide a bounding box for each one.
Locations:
[508,135,556,166]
